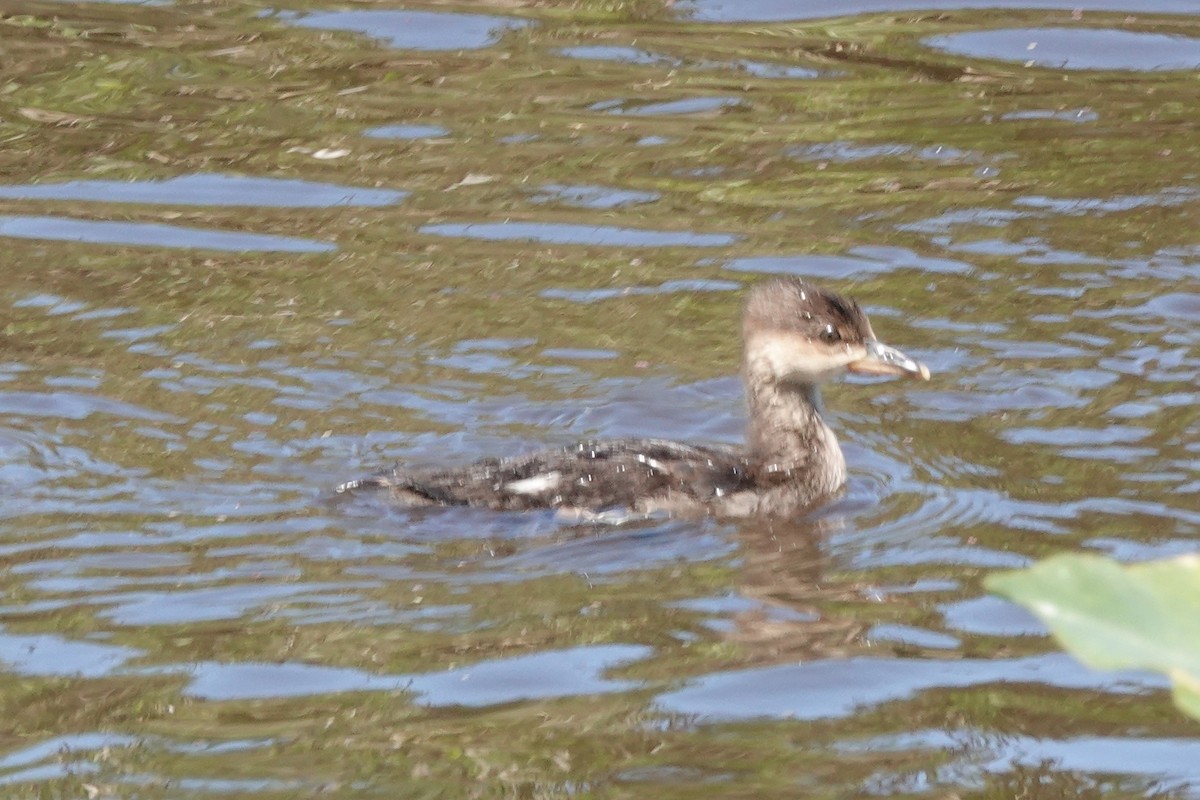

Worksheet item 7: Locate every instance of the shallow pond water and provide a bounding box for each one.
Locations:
[1,0,1198,797]
[926,27,1200,71]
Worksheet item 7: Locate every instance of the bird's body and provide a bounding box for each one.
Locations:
[339,438,752,516]
[338,277,928,518]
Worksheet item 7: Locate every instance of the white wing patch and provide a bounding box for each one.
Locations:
[503,471,563,495]
[636,454,667,473]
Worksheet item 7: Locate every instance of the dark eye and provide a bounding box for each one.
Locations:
[819,324,841,343]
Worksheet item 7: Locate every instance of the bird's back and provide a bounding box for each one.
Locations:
[338,438,755,515]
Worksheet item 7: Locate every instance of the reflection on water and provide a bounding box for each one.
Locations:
[0,215,335,251]
[363,123,450,140]
[541,278,741,303]
[2,0,1199,796]
[421,221,738,247]
[1001,107,1098,123]
[0,174,407,207]
[590,96,744,116]
[182,644,650,703]
[530,183,661,209]
[683,0,1200,21]
[657,652,1163,721]
[561,45,679,66]
[562,45,821,79]
[723,245,973,279]
[283,9,530,50]
[926,27,1200,71]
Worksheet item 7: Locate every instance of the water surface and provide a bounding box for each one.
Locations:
[683,0,1200,21]
[284,8,530,50]
[0,175,406,207]
[1,0,1198,797]
[926,27,1200,70]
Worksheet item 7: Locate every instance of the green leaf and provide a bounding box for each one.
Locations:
[986,553,1200,721]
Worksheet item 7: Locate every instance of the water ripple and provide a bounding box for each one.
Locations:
[657,653,1165,722]
[0,174,406,207]
[0,215,335,252]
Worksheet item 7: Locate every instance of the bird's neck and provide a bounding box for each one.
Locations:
[744,367,846,491]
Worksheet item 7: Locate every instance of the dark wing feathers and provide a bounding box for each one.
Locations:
[339,438,753,512]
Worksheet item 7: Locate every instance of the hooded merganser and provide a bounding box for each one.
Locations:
[337,277,929,518]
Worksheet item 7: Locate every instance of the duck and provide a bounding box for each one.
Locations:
[337,277,929,518]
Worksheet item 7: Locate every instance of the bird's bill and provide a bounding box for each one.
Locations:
[847,340,930,380]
